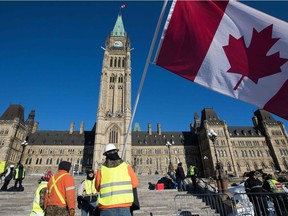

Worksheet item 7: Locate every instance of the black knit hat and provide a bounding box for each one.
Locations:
[58,161,71,172]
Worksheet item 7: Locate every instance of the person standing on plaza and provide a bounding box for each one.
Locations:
[175,162,185,191]
[188,163,197,191]
[77,169,98,216]
[14,163,25,191]
[30,173,51,216]
[0,164,15,191]
[245,171,267,216]
[262,174,288,216]
[95,143,138,216]
[44,161,76,216]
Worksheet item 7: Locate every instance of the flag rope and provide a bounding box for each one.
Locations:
[121,0,169,160]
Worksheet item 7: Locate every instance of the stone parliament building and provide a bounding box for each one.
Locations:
[1,13,288,178]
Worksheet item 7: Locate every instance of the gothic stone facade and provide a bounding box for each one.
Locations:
[0,104,287,177]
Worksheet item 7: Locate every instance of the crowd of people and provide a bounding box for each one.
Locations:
[28,143,138,216]
[244,170,288,216]
[0,163,26,191]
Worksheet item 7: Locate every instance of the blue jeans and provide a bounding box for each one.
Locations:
[81,201,96,216]
[177,179,184,191]
[100,207,131,216]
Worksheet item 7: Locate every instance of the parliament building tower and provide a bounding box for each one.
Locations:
[93,13,132,168]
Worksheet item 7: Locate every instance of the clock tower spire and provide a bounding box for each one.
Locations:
[93,13,132,168]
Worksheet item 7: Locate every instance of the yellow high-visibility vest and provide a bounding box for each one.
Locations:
[98,162,133,206]
[0,160,6,174]
[189,166,195,176]
[84,178,97,196]
[15,168,25,179]
[267,179,283,193]
[30,181,48,216]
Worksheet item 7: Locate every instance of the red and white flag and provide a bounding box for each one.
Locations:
[155,0,288,120]
[120,4,126,9]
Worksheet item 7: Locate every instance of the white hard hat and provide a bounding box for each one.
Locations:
[10,164,14,168]
[103,143,118,155]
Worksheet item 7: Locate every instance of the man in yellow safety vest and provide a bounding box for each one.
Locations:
[14,163,25,191]
[77,169,98,216]
[30,173,52,216]
[263,174,288,215]
[188,164,197,191]
[95,143,138,216]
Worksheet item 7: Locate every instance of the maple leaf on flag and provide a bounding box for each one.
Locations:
[223,24,288,90]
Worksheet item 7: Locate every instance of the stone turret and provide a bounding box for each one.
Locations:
[69,122,75,134]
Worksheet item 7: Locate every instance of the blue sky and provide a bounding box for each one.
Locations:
[0,1,287,132]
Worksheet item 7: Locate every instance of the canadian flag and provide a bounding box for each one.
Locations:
[155,0,288,120]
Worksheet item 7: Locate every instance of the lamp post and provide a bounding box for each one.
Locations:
[208,129,227,193]
[166,140,174,173]
[18,138,28,165]
[203,156,209,177]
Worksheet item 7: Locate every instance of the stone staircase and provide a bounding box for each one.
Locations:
[0,174,222,216]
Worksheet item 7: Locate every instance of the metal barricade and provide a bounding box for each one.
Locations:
[174,193,231,216]
[231,192,288,216]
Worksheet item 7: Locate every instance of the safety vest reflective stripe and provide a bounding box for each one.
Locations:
[101,189,132,198]
[99,163,133,206]
[84,178,97,195]
[30,181,47,216]
[101,181,132,188]
[251,185,262,189]
[49,173,68,204]
[65,186,75,191]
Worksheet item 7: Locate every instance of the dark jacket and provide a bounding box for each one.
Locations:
[176,166,185,180]
[245,177,263,193]
[4,167,14,181]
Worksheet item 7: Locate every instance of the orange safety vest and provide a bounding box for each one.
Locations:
[48,173,69,204]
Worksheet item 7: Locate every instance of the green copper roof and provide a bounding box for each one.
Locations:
[112,14,125,37]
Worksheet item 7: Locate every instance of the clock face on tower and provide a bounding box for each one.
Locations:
[113,41,123,47]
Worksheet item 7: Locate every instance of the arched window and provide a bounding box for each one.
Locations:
[110,58,113,67]
[118,58,121,68]
[246,163,250,171]
[262,162,266,170]
[227,162,232,172]
[254,162,258,170]
[36,158,39,165]
[109,126,118,144]
[114,58,117,67]
[237,163,241,172]
[122,58,125,67]
[165,158,169,165]
[118,75,123,83]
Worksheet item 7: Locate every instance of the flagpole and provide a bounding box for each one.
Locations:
[121,0,169,160]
